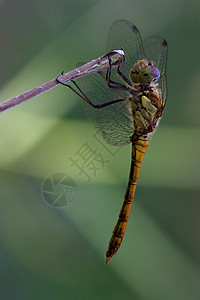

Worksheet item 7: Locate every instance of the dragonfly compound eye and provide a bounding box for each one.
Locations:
[136,66,160,84]
[129,59,160,84]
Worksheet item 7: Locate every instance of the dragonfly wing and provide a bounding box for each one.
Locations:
[75,71,135,146]
[143,37,168,105]
[72,23,167,145]
[107,20,145,80]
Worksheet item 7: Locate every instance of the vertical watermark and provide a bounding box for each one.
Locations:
[68,131,123,183]
[69,140,110,182]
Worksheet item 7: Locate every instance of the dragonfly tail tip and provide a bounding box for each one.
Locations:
[105,255,113,264]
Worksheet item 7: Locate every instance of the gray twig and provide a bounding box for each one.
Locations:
[0,50,124,113]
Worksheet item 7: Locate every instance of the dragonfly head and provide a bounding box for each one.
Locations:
[129,59,160,84]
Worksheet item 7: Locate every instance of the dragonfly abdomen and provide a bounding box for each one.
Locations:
[105,136,148,264]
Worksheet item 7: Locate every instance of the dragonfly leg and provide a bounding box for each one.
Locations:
[117,66,132,86]
[114,54,132,86]
[70,80,126,109]
[56,76,126,109]
[106,57,128,91]
[56,76,92,104]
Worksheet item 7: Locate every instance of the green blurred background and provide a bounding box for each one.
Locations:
[0,0,200,299]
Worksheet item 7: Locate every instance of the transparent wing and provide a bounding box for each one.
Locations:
[75,71,135,146]
[107,20,145,80]
[72,21,168,145]
[143,37,168,105]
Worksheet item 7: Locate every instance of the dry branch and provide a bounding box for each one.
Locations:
[0,50,124,113]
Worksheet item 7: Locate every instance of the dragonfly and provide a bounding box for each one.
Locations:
[57,20,168,264]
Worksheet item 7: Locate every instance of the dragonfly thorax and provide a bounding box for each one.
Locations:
[127,60,164,138]
[129,59,160,84]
